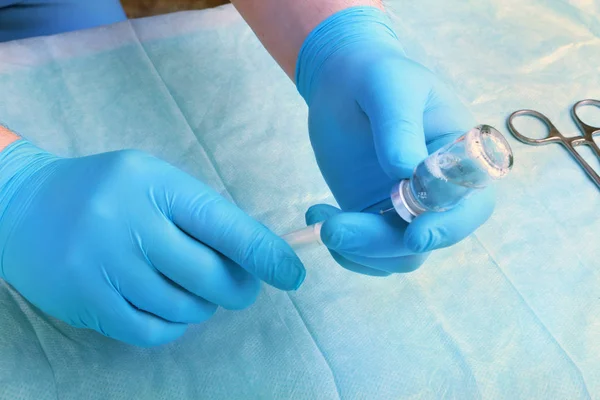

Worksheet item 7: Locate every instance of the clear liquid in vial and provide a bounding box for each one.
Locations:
[392,125,513,221]
[410,142,492,211]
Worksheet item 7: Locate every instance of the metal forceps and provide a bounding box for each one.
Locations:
[507,99,600,189]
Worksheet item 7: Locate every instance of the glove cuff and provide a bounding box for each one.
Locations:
[0,140,59,221]
[295,6,401,104]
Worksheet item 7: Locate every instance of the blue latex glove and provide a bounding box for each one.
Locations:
[0,141,305,346]
[0,0,126,42]
[296,7,495,276]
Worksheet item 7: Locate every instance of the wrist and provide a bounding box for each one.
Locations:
[0,126,20,152]
[233,0,383,79]
[295,6,402,104]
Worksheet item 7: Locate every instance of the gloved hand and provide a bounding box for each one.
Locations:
[0,140,305,346]
[296,7,495,276]
[0,0,126,42]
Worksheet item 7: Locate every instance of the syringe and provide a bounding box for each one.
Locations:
[281,125,514,251]
[281,222,324,251]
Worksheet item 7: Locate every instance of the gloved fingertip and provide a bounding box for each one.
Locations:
[404,229,436,253]
[275,258,306,291]
[305,210,325,226]
[380,160,416,181]
[133,321,188,348]
[291,266,307,291]
[305,204,340,225]
[382,146,430,180]
[319,219,347,251]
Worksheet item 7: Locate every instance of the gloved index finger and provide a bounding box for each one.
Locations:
[167,174,306,291]
[358,63,431,180]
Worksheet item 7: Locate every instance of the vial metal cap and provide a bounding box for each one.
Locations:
[390,180,424,223]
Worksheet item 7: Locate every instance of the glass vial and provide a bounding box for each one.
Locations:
[391,125,514,223]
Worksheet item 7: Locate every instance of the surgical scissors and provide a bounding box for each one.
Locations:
[507,99,600,189]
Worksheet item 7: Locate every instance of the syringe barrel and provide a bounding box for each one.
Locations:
[281,222,323,251]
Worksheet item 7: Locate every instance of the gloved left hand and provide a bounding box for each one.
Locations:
[0,140,305,347]
[296,7,495,276]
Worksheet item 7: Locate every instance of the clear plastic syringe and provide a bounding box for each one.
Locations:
[281,222,324,251]
[282,125,514,251]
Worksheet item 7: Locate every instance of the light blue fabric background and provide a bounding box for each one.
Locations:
[0,1,599,399]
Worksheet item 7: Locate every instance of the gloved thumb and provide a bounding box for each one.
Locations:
[358,71,430,180]
[305,204,342,226]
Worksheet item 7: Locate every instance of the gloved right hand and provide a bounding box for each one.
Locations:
[0,140,305,347]
[296,7,495,276]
